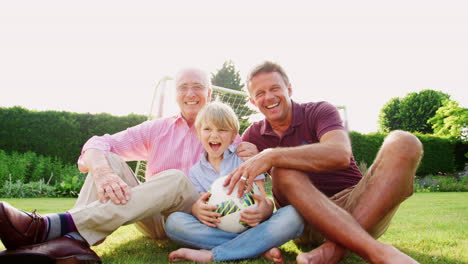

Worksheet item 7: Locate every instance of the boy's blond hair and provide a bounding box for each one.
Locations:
[195,102,240,133]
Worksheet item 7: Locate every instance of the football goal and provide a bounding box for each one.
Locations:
[134,76,348,181]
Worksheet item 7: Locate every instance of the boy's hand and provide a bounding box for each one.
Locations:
[192,192,221,227]
[240,194,274,227]
[237,142,259,161]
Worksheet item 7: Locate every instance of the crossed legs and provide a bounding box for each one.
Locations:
[272,130,423,263]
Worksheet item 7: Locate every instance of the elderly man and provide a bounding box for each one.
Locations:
[227,61,423,264]
[0,68,253,263]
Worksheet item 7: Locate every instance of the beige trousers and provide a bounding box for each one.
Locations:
[68,153,199,246]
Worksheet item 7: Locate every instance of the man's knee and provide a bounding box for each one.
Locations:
[385,130,423,162]
[148,169,189,187]
[271,167,307,191]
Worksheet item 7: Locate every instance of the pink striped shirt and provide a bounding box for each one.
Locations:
[78,114,205,179]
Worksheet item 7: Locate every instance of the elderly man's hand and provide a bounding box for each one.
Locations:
[93,167,131,205]
[225,148,274,198]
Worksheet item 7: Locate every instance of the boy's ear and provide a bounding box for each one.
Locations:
[231,132,237,143]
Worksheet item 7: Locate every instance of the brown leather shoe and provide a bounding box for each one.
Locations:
[0,236,101,264]
[0,202,47,249]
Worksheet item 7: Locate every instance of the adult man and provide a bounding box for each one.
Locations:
[226,61,423,264]
[0,68,255,263]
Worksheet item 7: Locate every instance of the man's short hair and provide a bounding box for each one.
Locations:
[175,67,212,90]
[246,61,290,90]
[195,102,239,133]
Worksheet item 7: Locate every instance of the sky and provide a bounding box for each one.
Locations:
[0,0,467,133]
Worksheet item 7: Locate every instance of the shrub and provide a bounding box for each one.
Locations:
[349,131,464,176]
[414,175,467,192]
[54,175,85,197]
[0,150,82,185]
[0,106,146,164]
[0,179,57,198]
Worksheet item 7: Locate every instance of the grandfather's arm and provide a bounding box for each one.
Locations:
[81,149,132,205]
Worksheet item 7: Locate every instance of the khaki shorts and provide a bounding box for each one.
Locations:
[292,185,400,246]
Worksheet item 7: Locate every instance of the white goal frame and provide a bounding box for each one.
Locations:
[135,76,349,181]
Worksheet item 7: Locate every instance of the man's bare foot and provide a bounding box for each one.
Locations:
[168,248,213,263]
[262,247,283,264]
[371,245,418,264]
[296,241,346,264]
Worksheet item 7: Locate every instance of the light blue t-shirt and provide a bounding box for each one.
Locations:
[189,144,265,193]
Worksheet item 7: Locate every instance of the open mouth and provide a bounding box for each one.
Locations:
[185,101,198,105]
[209,142,221,151]
[265,102,279,109]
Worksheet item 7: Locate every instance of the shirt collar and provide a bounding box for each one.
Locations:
[260,100,303,136]
[174,113,193,127]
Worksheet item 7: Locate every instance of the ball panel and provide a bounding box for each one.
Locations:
[207,176,261,234]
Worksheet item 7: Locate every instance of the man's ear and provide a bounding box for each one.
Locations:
[207,88,213,102]
[288,86,292,97]
[249,97,256,106]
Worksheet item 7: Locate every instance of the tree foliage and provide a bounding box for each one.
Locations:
[211,60,255,133]
[378,98,402,133]
[428,100,468,142]
[378,89,450,133]
[211,60,245,92]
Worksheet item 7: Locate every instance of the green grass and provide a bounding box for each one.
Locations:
[1,193,467,263]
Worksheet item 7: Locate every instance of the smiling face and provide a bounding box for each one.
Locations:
[175,68,212,125]
[194,102,240,163]
[199,121,236,161]
[248,71,293,126]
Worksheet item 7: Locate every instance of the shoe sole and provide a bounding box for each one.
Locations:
[0,252,101,264]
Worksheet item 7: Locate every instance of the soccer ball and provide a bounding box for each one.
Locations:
[207,175,260,233]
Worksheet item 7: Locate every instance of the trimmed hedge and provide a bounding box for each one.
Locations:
[350,131,466,176]
[0,106,146,165]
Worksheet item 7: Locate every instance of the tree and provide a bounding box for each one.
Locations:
[378,97,402,133]
[378,89,450,133]
[428,100,468,142]
[211,60,255,133]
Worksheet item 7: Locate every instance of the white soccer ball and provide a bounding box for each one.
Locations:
[207,175,260,234]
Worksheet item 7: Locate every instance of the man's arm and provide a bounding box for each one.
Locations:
[226,129,352,196]
[81,149,132,205]
[266,129,351,172]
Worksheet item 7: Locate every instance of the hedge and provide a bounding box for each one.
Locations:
[0,106,146,164]
[349,131,467,176]
[1,106,465,176]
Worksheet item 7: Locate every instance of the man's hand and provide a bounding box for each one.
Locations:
[192,192,221,228]
[240,194,274,227]
[225,148,274,197]
[237,142,259,161]
[93,167,131,205]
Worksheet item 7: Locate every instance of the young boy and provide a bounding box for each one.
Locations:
[165,102,304,263]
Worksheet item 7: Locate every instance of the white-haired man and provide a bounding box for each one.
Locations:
[0,68,255,263]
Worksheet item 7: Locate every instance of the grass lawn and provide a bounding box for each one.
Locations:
[1,192,467,263]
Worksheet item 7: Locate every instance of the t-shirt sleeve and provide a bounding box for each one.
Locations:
[241,124,252,142]
[310,102,345,140]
